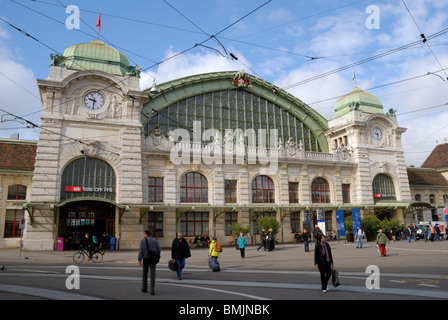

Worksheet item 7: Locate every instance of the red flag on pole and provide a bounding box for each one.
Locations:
[96,9,101,33]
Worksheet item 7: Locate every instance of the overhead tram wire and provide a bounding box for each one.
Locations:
[307,67,448,107]
[27,0,448,83]
[401,0,448,82]
[28,0,204,36]
[280,27,448,91]
[27,0,448,80]
[1,2,275,127]
[0,107,122,157]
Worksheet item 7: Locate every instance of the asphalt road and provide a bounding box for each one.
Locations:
[1,238,447,312]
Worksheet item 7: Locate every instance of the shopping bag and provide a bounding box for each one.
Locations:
[332,269,340,287]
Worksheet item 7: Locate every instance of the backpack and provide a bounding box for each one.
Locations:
[214,241,223,252]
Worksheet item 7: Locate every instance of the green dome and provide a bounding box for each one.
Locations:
[333,87,384,119]
[56,40,139,76]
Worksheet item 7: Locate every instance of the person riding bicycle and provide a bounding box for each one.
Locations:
[83,233,95,261]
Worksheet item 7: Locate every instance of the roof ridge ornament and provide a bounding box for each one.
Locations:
[231,70,251,88]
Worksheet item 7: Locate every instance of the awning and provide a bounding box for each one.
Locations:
[18,197,130,225]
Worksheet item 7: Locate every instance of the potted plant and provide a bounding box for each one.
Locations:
[361,215,381,241]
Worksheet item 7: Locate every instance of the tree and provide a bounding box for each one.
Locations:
[257,216,280,235]
[228,223,250,238]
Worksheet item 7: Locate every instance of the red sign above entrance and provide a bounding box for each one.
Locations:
[65,186,82,192]
[373,193,382,198]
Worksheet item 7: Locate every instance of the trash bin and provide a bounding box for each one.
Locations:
[347,233,354,242]
[56,237,64,251]
[110,237,116,250]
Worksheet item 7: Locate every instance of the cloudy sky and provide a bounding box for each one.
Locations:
[0,0,447,166]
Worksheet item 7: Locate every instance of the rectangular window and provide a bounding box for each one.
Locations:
[4,209,24,238]
[225,212,238,235]
[429,194,435,204]
[180,212,209,237]
[289,182,299,203]
[342,184,351,204]
[225,180,237,203]
[148,177,163,202]
[148,212,163,237]
[7,185,27,200]
[290,212,301,233]
[325,212,333,232]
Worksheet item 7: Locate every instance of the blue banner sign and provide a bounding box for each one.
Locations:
[351,208,361,235]
[336,210,346,237]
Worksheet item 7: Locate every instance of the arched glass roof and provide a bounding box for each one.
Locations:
[142,71,329,152]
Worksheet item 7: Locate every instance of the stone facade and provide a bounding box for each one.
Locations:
[1,41,446,250]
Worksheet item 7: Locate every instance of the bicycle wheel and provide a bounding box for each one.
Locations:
[73,251,85,264]
[92,252,103,263]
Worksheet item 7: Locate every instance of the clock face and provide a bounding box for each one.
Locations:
[84,91,105,110]
[373,127,383,141]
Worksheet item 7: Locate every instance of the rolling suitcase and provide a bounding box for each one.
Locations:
[209,256,220,272]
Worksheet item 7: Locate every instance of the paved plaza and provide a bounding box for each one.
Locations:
[1,237,448,302]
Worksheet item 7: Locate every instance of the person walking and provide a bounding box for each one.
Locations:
[314,234,334,293]
[257,229,266,252]
[138,230,161,295]
[422,224,428,242]
[237,232,247,258]
[171,233,191,280]
[429,224,435,242]
[301,228,311,252]
[406,225,412,243]
[435,224,441,241]
[355,226,365,249]
[267,228,275,251]
[411,223,417,241]
[314,225,323,244]
[376,228,390,257]
[209,236,222,271]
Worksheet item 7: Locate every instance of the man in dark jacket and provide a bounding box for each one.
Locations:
[314,234,334,292]
[171,233,191,280]
[138,230,161,295]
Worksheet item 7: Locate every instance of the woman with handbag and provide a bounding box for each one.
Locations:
[314,233,334,293]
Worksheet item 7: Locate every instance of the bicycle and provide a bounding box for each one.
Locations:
[72,245,103,264]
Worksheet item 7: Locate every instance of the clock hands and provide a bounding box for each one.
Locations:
[84,91,103,110]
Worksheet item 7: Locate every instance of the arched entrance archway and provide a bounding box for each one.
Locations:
[59,157,117,250]
[58,200,115,250]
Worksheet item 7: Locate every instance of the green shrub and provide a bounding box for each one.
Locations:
[257,216,280,235]
[228,223,250,238]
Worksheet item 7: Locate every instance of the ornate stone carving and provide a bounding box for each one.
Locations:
[147,125,169,149]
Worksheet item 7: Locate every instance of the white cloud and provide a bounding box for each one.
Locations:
[140,46,249,90]
[0,42,40,141]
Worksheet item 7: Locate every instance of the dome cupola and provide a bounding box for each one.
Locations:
[333,87,384,119]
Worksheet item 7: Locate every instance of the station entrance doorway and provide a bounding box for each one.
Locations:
[58,200,115,250]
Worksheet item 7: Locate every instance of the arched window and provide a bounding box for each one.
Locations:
[415,194,421,201]
[145,89,323,151]
[7,185,27,200]
[372,174,396,203]
[60,157,116,201]
[311,178,331,203]
[180,172,208,203]
[252,175,275,203]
